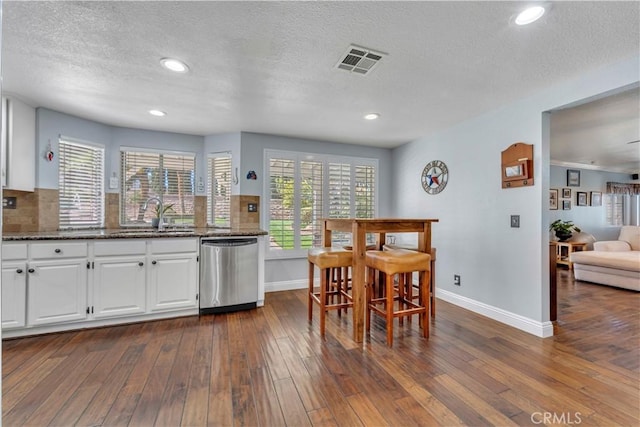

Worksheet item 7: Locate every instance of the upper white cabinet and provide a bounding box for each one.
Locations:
[1,96,36,191]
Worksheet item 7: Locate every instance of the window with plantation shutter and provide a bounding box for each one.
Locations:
[58,138,105,228]
[265,150,377,256]
[269,157,297,250]
[120,148,196,226]
[207,154,231,227]
[355,164,375,219]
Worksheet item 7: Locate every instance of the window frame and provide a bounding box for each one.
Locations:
[263,149,378,259]
[58,136,105,229]
[206,152,232,227]
[119,146,197,227]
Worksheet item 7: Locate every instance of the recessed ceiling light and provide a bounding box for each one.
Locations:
[160,58,189,73]
[149,109,167,117]
[364,113,380,120]
[515,6,545,25]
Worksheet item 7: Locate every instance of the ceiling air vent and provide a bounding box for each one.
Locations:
[336,45,386,75]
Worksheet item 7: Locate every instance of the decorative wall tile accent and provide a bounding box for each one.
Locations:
[231,195,260,229]
[194,196,207,228]
[105,193,120,229]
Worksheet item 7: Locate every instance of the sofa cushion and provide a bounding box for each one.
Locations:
[594,241,632,251]
[619,226,640,251]
[570,250,640,272]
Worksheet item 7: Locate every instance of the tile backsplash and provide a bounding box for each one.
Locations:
[2,188,59,232]
[231,195,260,229]
[2,190,258,232]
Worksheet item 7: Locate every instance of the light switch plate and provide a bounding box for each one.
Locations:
[511,215,520,228]
[3,197,16,209]
[109,176,119,189]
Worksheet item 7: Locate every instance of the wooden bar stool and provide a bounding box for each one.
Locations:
[365,249,431,346]
[384,244,437,317]
[308,247,353,337]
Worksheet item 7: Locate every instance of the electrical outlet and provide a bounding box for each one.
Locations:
[511,215,520,228]
[454,274,461,286]
[247,203,258,212]
[3,197,16,209]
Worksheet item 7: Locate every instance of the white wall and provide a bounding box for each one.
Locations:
[550,166,633,241]
[391,55,639,336]
[36,108,112,189]
[36,108,206,194]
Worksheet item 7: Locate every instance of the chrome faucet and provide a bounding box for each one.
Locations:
[143,197,165,231]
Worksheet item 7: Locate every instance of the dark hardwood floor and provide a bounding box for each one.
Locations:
[3,269,639,426]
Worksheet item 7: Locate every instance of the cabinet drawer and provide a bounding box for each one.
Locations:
[30,241,88,259]
[150,238,197,254]
[94,240,146,256]
[2,243,28,260]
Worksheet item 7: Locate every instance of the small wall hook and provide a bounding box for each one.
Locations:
[233,167,239,185]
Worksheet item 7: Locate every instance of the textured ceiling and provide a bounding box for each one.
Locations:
[551,88,640,174]
[2,1,639,169]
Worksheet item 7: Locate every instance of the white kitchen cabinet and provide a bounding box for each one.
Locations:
[1,236,200,337]
[1,96,36,191]
[27,258,88,326]
[1,261,27,329]
[27,241,88,326]
[2,243,29,329]
[148,238,198,312]
[92,256,147,318]
[91,239,147,319]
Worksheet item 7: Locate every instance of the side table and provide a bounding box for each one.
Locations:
[556,241,587,270]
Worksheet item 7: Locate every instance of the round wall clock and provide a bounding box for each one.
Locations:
[421,160,449,194]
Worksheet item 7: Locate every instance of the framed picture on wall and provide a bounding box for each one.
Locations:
[562,188,572,198]
[577,191,588,206]
[550,189,559,210]
[563,200,571,210]
[590,191,602,206]
[567,169,581,187]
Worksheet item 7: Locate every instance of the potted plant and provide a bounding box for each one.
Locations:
[152,204,174,228]
[549,219,581,242]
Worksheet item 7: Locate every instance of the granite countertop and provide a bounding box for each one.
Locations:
[2,227,268,241]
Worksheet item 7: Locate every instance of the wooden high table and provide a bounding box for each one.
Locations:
[322,218,439,343]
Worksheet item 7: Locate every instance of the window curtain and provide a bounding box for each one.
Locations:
[605,182,640,195]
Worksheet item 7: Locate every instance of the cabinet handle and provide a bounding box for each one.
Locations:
[152,260,157,265]
[54,248,61,253]
[16,268,23,274]
[28,268,35,273]
[138,262,144,267]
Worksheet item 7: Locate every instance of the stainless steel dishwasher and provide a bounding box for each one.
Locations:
[199,237,259,314]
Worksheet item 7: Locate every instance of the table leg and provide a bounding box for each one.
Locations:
[351,221,366,343]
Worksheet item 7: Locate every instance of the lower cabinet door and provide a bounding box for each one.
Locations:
[27,259,88,326]
[148,254,197,312]
[93,256,146,319]
[1,262,27,329]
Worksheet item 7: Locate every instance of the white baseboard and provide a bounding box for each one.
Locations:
[266,279,308,293]
[437,289,554,338]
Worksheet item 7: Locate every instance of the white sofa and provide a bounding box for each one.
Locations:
[570,226,640,291]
